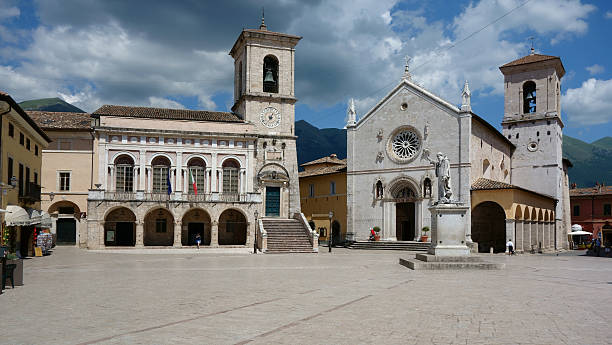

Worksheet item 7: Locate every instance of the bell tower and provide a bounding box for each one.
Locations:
[499,50,567,234]
[229,17,301,135]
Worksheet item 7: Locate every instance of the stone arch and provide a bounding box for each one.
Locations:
[544,210,550,222]
[111,151,138,165]
[523,206,531,221]
[513,204,523,220]
[331,220,341,244]
[220,155,244,168]
[104,207,136,246]
[48,200,81,216]
[471,201,506,253]
[387,175,421,199]
[523,80,537,113]
[148,153,174,166]
[143,207,174,246]
[537,209,543,222]
[218,208,247,245]
[181,208,212,246]
[184,154,209,167]
[530,207,538,221]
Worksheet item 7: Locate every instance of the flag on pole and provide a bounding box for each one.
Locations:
[166,169,172,195]
[189,168,198,195]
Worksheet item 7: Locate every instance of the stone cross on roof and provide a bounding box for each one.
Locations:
[402,55,412,81]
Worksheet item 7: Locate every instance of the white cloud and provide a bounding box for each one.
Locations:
[564,78,612,125]
[147,97,185,109]
[586,64,604,75]
[0,5,19,20]
[606,11,612,19]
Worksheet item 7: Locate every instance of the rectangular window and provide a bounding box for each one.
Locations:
[309,184,314,197]
[188,167,206,194]
[59,172,71,191]
[18,164,23,196]
[8,123,14,137]
[35,145,39,156]
[26,138,30,150]
[155,219,167,233]
[19,132,24,145]
[25,167,30,192]
[7,157,13,184]
[330,181,336,195]
[222,168,239,194]
[34,172,38,184]
[605,204,611,216]
[153,167,169,193]
[115,165,134,192]
[573,205,580,217]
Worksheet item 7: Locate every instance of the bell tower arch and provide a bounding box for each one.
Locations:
[229,18,301,135]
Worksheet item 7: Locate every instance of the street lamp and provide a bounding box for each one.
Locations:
[49,192,55,201]
[254,209,259,254]
[328,210,334,253]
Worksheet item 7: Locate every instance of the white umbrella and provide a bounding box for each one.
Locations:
[569,230,592,236]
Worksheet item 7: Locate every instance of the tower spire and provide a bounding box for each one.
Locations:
[461,80,471,112]
[259,7,267,30]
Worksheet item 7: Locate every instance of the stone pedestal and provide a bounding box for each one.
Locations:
[428,203,470,257]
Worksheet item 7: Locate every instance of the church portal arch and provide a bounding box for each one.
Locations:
[104,207,136,246]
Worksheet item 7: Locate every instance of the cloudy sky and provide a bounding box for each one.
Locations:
[1,0,611,142]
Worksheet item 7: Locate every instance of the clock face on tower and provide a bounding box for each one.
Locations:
[260,106,281,128]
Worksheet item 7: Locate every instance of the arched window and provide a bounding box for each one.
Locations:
[375,180,384,199]
[523,81,536,113]
[115,155,134,192]
[222,159,240,195]
[263,55,279,93]
[423,178,432,198]
[187,158,206,195]
[151,156,171,193]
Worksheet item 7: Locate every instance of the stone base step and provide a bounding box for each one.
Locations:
[399,254,505,270]
[347,241,429,251]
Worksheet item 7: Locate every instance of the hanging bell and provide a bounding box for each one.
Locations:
[264,69,275,83]
[525,93,534,100]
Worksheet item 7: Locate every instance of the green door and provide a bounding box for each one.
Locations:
[265,187,281,217]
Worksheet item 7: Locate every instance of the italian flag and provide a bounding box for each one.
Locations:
[189,169,197,195]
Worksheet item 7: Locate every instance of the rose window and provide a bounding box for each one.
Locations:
[392,130,420,160]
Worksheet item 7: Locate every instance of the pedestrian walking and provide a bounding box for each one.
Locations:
[195,233,202,249]
[506,239,515,255]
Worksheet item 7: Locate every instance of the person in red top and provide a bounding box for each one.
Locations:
[369,228,376,241]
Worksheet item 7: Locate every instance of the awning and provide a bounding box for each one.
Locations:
[40,211,52,229]
[4,205,31,226]
[28,209,42,225]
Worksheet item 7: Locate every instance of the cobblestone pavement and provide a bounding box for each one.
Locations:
[1,248,611,345]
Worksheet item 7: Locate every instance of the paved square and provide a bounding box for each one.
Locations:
[1,248,611,345]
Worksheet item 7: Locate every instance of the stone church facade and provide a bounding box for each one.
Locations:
[347,52,571,252]
[85,21,305,250]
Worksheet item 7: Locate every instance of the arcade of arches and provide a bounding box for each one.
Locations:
[101,207,249,247]
[471,188,556,253]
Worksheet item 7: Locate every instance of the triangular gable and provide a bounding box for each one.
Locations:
[355,79,460,129]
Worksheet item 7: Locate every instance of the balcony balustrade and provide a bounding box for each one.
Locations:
[89,190,261,203]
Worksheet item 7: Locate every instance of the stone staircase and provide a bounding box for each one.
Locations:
[346,241,430,252]
[262,218,315,254]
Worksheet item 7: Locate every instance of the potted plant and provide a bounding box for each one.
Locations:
[421,226,430,242]
[373,226,381,241]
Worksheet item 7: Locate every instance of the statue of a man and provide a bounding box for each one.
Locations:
[424,151,453,203]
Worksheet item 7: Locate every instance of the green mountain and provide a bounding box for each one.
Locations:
[295,120,346,168]
[563,135,612,187]
[18,97,85,113]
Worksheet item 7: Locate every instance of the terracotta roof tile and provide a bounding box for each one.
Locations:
[300,154,346,167]
[28,111,91,130]
[471,178,515,190]
[92,105,243,123]
[570,186,612,197]
[299,164,346,178]
[500,54,559,68]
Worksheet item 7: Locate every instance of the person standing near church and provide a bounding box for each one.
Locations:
[506,239,514,255]
[195,233,202,249]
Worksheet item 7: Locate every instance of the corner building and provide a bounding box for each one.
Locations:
[86,23,303,249]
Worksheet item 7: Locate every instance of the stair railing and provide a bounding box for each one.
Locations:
[258,218,267,253]
[293,212,319,253]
